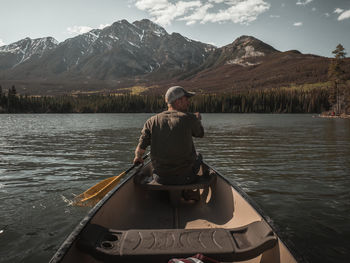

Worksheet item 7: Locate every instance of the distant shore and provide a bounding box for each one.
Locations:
[318,113,350,119]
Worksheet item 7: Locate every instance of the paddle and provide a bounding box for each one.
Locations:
[74,153,149,207]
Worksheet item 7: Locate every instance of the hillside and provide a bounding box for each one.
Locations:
[0,19,349,96]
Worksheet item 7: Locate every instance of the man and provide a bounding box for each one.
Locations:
[133,86,204,185]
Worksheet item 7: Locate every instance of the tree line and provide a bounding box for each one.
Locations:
[0,85,330,114]
[1,44,348,115]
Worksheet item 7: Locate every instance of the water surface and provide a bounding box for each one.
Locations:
[0,114,349,263]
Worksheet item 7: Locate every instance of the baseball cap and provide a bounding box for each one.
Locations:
[165,86,195,104]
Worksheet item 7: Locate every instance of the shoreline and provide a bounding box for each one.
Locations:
[317,113,350,119]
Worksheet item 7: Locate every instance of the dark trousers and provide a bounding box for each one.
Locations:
[154,153,203,185]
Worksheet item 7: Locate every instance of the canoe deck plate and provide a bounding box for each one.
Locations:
[77,221,277,262]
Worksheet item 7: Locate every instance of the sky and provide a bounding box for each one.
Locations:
[0,0,349,57]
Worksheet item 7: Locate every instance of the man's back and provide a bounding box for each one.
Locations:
[138,110,204,177]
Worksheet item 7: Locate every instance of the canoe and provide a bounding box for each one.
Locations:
[50,160,301,263]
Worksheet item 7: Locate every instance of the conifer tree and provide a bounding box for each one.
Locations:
[10,85,17,95]
[7,85,18,112]
[328,44,347,114]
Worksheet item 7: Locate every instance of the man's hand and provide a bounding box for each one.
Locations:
[133,146,146,165]
[195,112,202,120]
[133,156,144,165]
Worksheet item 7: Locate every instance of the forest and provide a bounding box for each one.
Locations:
[0,85,330,114]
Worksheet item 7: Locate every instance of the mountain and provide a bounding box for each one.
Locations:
[177,49,333,93]
[204,35,278,68]
[0,19,347,95]
[176,35,279,80]
[218,35,278,65]
[0,37,58,70]
[177,35,340,93]
[0,19,214,83]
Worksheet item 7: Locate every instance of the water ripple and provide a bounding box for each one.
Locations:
[0,114,349,263]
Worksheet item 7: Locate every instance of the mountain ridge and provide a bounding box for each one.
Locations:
[0,37,58,70]
[1,18,347,96]
[0,19,215,82]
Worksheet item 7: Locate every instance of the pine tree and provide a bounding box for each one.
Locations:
[7,85,18,112]
[10,85,17,96]
[328,44,347,115]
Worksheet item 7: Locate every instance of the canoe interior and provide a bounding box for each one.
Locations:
[56,162,298,263]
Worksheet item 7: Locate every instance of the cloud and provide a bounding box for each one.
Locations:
[334,7,350,21]
[293,22,303,26]
[312,7,316,11]
[134,0,270,26]
[338,10,350,21]
[0,39,5,47]
[296,0,312,6]
[334,8,344,14]
[66,24,110,35]
[135,0,201,25]
[180,3,213,25]
[98,24,111,29]
[324,12,330,17]
[67,26,93,35]
[269,15,280,18]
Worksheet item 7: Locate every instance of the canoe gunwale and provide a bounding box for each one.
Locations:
[207,162,306,263]
[49,161,147,263]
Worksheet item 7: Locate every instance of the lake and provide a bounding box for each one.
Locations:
[0,113,349,263]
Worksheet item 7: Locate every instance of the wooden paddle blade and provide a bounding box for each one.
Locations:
[78,176,118,199]
[72,154,149,207]
[74,172,126,207]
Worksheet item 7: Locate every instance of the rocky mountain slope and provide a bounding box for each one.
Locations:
[0,19,214,83]
[0,37,58,70]
[178,50,333,93]
[0,19,347,95]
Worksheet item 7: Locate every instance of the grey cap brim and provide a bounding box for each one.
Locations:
[184,91,195,97]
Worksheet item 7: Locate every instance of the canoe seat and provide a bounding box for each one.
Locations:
[134,172,217,206]
[77,220,277,263]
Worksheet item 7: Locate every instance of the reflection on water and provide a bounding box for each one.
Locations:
[0,114,349,263]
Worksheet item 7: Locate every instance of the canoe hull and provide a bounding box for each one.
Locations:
[51,161,300,263]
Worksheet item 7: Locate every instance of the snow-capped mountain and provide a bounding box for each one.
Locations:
[1,19,215,80]
[0,18,336,96]
[0,37,58,70]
